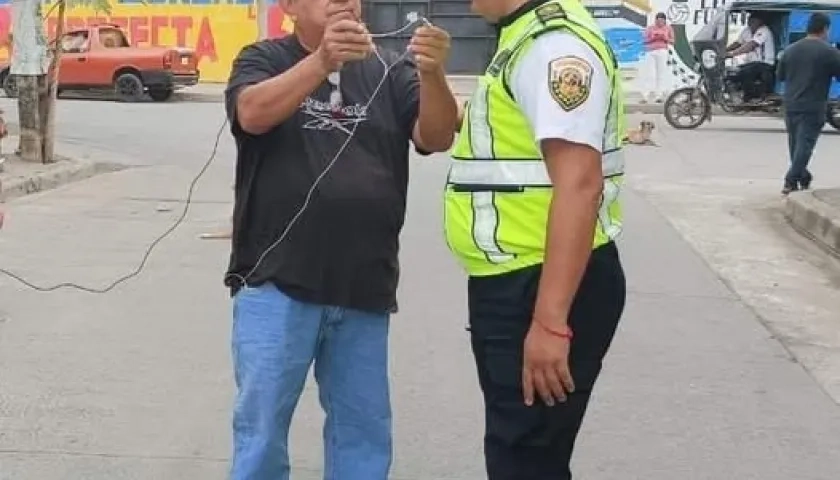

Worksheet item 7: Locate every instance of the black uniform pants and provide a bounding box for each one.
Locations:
[467,242,626,480]
[734,61,775,101]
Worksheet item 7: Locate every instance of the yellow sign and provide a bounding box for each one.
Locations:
[0,1,296,83]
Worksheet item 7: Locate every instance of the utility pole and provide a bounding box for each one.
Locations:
[256,0,269,40]
[11,0,48,163]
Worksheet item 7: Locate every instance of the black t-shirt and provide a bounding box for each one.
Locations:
[778,37,840,113]
[224,36,423,313]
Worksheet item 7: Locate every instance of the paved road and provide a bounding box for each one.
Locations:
[1,100,840,479]
[0,98,236,169]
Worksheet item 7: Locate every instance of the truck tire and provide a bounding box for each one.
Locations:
[115,72,145,102]
[148,87,173,102]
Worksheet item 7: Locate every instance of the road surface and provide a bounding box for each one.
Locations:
[1,99,839,479]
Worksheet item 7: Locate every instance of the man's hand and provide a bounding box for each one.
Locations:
[317,1,373,71]
[522,317,575,407]
[409,25,451,73]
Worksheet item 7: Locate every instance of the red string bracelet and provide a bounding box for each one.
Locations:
[536,321,573,340]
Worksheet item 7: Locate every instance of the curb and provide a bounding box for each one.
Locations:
[783,189,840,257]
[0,157,125,202]
[174,91,225,104]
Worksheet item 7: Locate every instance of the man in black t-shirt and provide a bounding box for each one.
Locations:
[223,0,458,477]
[777,12,840,194]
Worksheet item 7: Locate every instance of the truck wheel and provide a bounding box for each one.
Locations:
[115,73,145,102]
[3,72,18,98]
[148,87,173,102]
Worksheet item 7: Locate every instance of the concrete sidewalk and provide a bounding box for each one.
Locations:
[2,124,840,479]
[785,189,840,257]
[0,137,132,202]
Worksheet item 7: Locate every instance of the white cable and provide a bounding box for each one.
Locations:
[0,15,428,293]
[370,12,429,38]
[225,16,427,287]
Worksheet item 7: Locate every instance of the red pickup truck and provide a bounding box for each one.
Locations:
[0,23,200,102]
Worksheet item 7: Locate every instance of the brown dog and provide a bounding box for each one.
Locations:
[623,120,657,146]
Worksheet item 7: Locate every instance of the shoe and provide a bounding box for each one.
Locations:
[800,177,812,190]
[782,183,798,195]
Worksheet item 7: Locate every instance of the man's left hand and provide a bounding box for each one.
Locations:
[522,318,575,407]
[409,25,451,73]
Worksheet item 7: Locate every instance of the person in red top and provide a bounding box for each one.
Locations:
[641,12,674,103]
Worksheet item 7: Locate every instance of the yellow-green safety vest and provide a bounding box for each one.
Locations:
[443,0,626,277]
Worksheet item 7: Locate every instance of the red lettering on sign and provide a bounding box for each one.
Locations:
[110,17,128,30]
[24,12,230,65]
[268,5,290,39]
[129,17,148,46]
[195,17,217,63]
[171,16,192,47]
[150,16,168,46]
[0,7,9,51]
[67,18,86,32]
[46,18,56,37]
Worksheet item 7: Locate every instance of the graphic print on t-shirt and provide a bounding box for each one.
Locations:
[301,96,369,135]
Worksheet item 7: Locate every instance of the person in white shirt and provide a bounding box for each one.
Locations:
[450,2,626,477]
[510,32,611,161]
[726,14,777,102]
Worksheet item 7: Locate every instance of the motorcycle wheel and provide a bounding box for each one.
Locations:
[663,87,712,130]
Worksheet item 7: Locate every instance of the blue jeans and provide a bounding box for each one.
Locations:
[230,284,392,480]
[784,110,824,188]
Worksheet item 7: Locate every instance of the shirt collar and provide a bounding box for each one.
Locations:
[496,0,550,31]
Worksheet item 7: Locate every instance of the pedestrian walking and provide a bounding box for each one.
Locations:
[641,12,674,103]
[776,12,840,194]
[223,0,458,477]
[444,0,627,478]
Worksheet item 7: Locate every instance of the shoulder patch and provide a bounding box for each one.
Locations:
[535,2,566,23]
[548,55,592,111]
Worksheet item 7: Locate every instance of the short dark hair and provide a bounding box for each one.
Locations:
[807,12,831,34]
[655,12,666,20]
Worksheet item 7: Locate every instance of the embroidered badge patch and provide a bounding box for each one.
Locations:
[535,2,566,23]
[548,55,593,111]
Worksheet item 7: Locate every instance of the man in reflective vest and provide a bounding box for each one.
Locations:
[444,0,627,477]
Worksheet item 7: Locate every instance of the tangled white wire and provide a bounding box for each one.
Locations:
[0,12,434,293]
[226,13,430,288]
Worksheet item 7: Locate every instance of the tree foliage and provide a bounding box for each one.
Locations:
[60,0,113,15]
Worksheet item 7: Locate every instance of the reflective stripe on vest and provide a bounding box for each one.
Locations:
[444,0,626,276]
[449,151,625,187]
